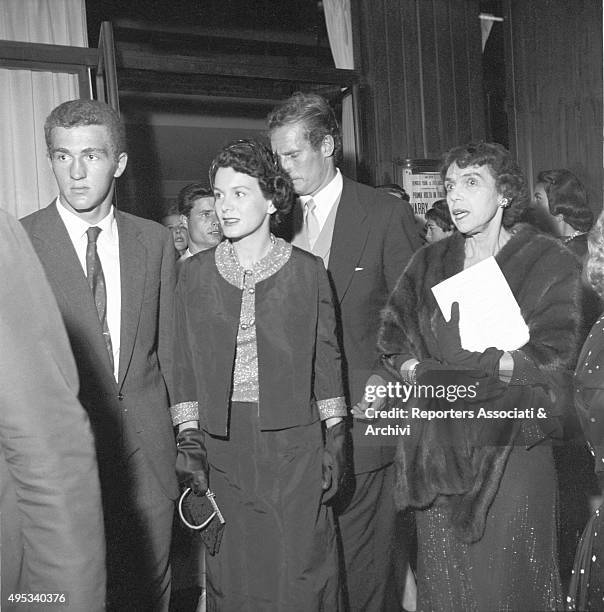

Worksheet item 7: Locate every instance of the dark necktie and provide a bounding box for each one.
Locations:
[86,226,114,369]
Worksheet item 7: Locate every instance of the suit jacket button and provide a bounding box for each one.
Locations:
[118,393,124,401]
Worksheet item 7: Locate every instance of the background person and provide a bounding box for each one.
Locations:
[376,183,410,202]
[424,198,456,243]
[533,168,594,258]
[535,168,601,591]
[569,209,604,610]
[0,208,106,611]
[177,183,222,260]
[379,142,581,610]
[162,211,189,257]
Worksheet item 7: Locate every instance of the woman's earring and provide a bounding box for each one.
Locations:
[499,198,508,208]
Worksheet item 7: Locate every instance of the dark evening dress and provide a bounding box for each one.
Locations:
[378,225,582,611]
[568,313,604,611]
[556,232,601,593]
[171,237,347,611]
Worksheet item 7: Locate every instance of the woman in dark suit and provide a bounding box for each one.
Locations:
[170,140,347,611]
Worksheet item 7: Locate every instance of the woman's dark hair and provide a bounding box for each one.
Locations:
[209,139,295,228]
[536,169,593,232]
[441,142,530,229]
[425,199,454,232]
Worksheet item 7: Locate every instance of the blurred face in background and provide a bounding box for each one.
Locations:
[533,183,549,214]
[161,214,188,254]
[424,220,453,244]
[532,182,560,234]
[182,197,222,253]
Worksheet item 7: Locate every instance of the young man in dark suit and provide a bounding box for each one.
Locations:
[21,99,199,611]
[269,92,422,611]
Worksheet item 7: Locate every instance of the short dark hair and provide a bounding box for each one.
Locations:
[536,169,593,232]
[441,142,530,229]
[267,92,342,158]
[44,99,126,159]
[177,183,214,218]
[425,199,454,232]
[209,139,294,229]
[376,184,410,202]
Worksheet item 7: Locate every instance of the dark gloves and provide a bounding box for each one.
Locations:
[322,420,348,504]
[436,302,503,375]
[176,428,209,496]
[416,358,507,403]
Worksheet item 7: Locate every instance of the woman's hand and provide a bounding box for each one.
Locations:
[436,302,468,364]
[176,428,209,496]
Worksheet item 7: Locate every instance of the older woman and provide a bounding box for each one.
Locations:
[378,142,581,610]
[169,139,347,610]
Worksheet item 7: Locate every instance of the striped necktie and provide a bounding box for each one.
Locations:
[86,226,114,369]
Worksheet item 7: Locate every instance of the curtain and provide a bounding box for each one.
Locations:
[0,0,87,219]
[322,0,357,179]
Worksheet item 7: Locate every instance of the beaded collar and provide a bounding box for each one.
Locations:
[215,235,292,289]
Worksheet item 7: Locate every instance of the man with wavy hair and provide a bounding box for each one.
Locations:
[269,92,421,610]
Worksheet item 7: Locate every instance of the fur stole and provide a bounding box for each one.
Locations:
[379,223,582,543]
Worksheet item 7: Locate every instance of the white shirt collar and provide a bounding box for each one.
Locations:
[299,169,343,226]
[56,197,117,243]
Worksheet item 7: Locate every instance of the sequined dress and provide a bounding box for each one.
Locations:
[378,224,582,611]
[568,314,604,611]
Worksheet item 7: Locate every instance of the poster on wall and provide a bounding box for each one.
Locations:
[394,158,446,222]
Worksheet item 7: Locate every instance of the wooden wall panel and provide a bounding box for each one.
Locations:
[383,1,407,152]
[505,0,602,212]
[434,0,456,150]
[357,0,485,184]
[398,0,424,157]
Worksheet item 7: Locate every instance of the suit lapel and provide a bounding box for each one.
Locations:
[28,202,115,376]
[313,191,340,267]
[115,211,146,388]
[328,178,369,303]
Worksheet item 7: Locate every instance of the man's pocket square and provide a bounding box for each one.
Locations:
[355,267,364,271]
